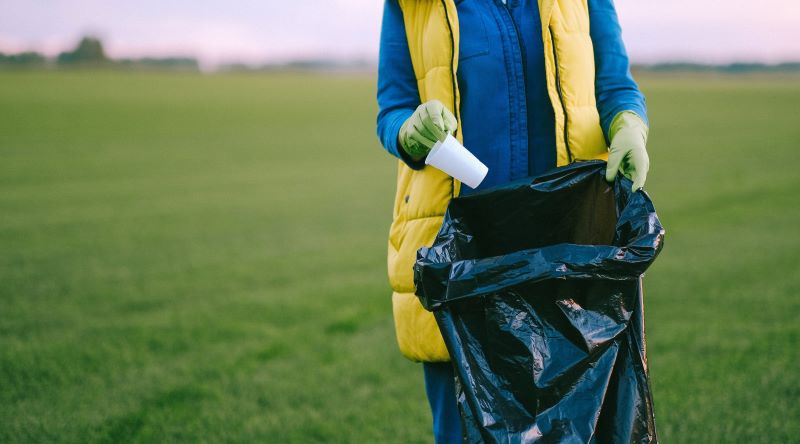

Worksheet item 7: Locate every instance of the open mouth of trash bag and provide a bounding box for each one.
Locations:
[414,160,664,443]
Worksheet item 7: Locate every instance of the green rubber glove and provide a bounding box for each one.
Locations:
[398,100,458,161]
[606,111,650,191]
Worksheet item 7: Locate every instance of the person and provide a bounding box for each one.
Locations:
[376,0,649,442]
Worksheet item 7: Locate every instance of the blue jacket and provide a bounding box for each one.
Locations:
[376,0,647,195]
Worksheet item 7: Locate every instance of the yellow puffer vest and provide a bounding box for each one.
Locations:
[390,0,609,362]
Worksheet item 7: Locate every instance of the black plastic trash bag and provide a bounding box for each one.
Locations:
[414,160,664,443]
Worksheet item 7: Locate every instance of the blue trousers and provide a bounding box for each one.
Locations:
[423,362,463,444]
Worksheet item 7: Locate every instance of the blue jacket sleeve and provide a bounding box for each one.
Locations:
[376,0,425,169]
[589,0,648,142]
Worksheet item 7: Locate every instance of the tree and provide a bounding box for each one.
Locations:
[57,36,109,65]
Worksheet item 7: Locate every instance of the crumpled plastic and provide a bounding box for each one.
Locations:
[414,160,664,443]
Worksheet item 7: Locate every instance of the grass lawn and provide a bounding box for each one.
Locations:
[1,70,798,443]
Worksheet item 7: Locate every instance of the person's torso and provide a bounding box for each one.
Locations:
[455,0,557,195]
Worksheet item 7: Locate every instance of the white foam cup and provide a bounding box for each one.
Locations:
[425,134,489,189]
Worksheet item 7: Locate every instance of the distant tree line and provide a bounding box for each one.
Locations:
[633,62,800,74]
[218,58,375,73]
[0,36,199,71]
[220,59,800,74]
[0,51,47,66]
[4,36,800,74]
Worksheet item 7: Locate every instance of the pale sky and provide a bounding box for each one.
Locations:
[1,0,798,69]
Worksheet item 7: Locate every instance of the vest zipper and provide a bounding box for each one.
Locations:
[440,0,460,134]
[440,0,460,196]
[548,26,573,163]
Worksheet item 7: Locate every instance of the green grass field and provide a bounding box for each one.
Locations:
[1,70,798,443]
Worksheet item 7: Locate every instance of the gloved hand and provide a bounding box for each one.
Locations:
[399,100,458,161]
[605,111,650,191]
